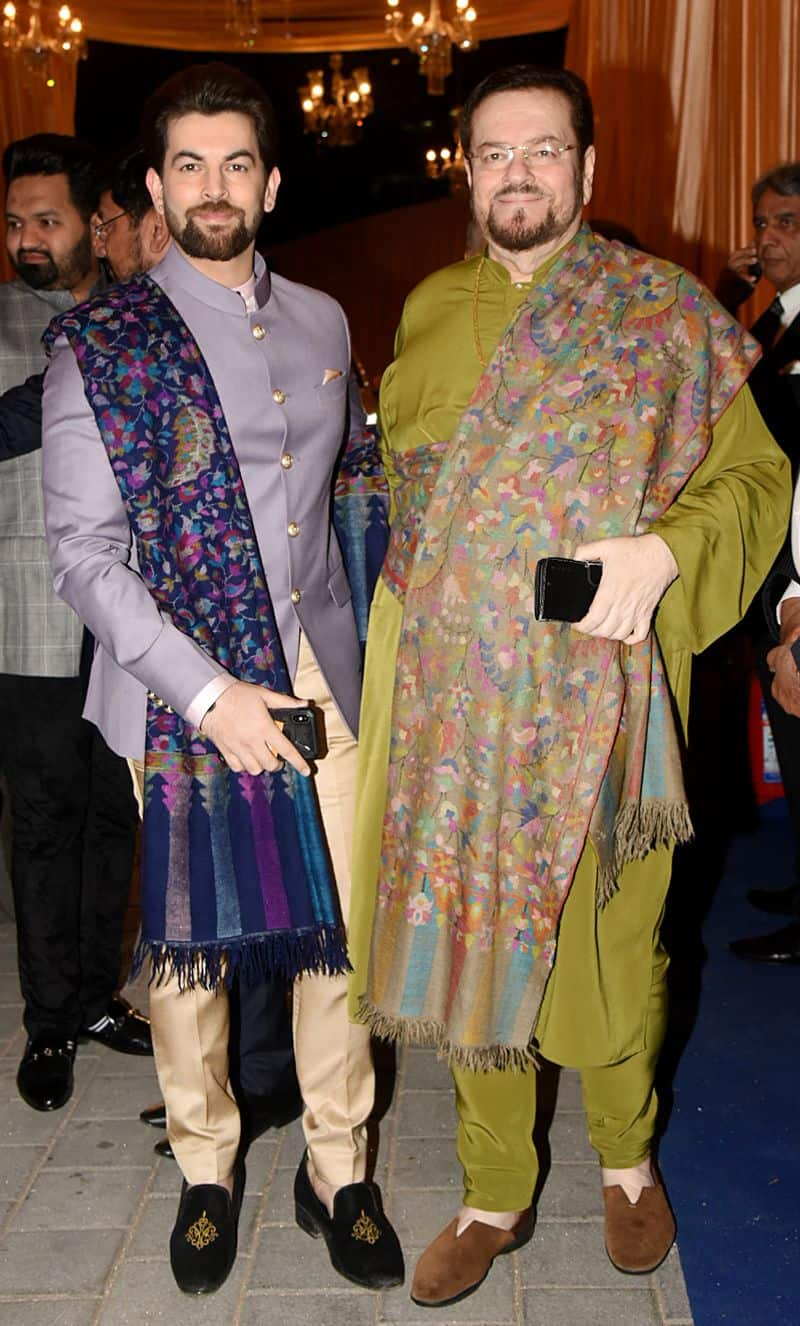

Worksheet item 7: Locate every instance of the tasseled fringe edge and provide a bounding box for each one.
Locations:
[597,799,694,909]
[131,925,351,992]
[357,998,540,1073]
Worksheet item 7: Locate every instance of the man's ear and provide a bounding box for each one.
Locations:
[141,208,171,267]
[146,166,164,216]
[582,145,596,207]
[263,166,281,215]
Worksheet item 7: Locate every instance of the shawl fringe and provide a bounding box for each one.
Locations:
[132,925,351,992]
[597,799,694,908]
[357,997,540,1072]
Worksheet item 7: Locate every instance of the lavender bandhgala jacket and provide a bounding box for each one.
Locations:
[42,245,363,759]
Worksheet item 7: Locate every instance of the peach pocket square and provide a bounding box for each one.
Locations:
[321,368,344,386]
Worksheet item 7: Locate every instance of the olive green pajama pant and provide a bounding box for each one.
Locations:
[452,846,671,1211]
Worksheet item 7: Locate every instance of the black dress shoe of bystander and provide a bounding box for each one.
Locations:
[140,1101,167,1128]
[729,920,800,962]
[169,1159,245,1294]
[153,1089,303,1164]
[746,882,800,917]
[17,1034,76,1111]
[294,1150,404,1289]
[80,996,152,1055]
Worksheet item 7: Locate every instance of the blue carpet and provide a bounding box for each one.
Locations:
[661,801,800,1325]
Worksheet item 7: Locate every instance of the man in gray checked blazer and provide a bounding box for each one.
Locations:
[0,135,148,1116]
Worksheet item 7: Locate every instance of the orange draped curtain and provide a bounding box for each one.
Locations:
[565,0,800,314]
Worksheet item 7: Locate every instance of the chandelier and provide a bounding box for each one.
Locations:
[1,0,85,82]
[425,142,467,193]
[225,0,259,47]
[299,55,373,148]
[385,0,477,95]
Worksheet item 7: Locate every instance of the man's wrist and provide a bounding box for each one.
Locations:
[646,529,680,585]
[647,532,679,585]
[188,675,236,730]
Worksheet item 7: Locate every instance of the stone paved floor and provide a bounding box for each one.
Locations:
[0,920,693,1325]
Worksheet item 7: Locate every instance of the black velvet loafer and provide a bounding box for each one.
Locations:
[169,1158,245,1294]
[17,1035,76,1111]
[140,1101,167,1128]
[155,1136,175,1160]
[294,1150,404,1290]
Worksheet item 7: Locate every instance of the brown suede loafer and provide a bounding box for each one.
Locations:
[603,1180,676,1274]
[411,1210,534,1307]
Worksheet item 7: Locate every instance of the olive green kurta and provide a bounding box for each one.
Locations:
[348,251,790,1069]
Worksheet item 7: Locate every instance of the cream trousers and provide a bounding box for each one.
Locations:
[132,634,374,1186]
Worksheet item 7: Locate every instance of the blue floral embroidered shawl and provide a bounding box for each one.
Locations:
[47,276,388,989]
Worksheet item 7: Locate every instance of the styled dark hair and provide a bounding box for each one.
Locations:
[2,133,100,220]
[141,62,279,175]
[752,161,800,209]
[460,65,594,163]
[101,146,152,225]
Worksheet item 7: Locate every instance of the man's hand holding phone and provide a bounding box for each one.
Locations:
[572,534,679,643]
[200,681,312,777]
[725,244,761,286]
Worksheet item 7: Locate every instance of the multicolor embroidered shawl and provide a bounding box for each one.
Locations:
[361,226,759,1069]
[47,277,386,989]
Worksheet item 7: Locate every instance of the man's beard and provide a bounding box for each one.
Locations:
[482,181,583,253]
[164,199,259,262]
[12,230,93,291]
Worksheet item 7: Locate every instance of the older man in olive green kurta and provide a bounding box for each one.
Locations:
[349,65,790,1309]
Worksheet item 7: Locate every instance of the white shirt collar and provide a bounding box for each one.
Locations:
[233,273,258,312]
[778,280,800,326]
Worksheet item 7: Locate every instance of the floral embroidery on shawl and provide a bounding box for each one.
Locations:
[46,278,380,988]
[360,226,760,1068]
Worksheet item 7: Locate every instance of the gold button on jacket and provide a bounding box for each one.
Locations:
[281,453,294,469]
[288,521,300,537]
[252,324,266,340]
[272,387,286,404]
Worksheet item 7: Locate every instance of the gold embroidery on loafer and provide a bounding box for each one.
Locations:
[352,1210,381,1244]
[185,1210,219,1249]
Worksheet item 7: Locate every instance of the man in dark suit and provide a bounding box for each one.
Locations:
[0,135,149,1116]
[720,163,800,961]
[717,162,800,473]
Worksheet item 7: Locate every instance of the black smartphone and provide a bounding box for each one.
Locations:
[748,260,762,280]
[268,704,322,760]
[534,557,603,622]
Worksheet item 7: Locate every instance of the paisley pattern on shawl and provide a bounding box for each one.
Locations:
[360,226,760,1069]
[45,277,380,988]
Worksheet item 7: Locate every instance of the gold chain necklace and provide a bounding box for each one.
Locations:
[472,253,487,368]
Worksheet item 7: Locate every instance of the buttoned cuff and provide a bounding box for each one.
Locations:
[186,674,237,730]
